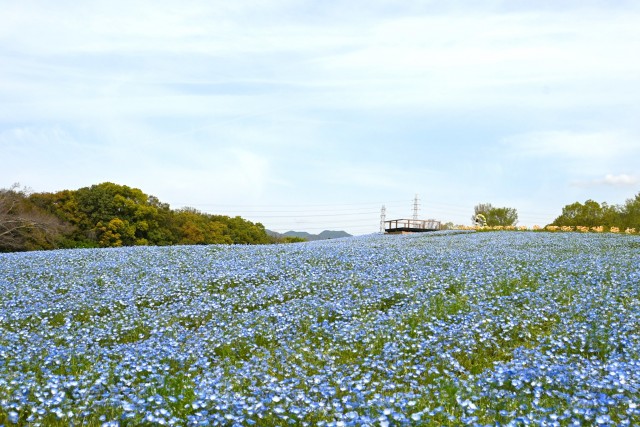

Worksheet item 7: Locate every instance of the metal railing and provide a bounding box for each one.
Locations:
[384,219,441,232]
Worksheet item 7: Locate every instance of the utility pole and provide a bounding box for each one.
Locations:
[380,205,386,233]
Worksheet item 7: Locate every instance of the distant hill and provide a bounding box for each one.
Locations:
[266,230,352,241]
[316,230,352,240]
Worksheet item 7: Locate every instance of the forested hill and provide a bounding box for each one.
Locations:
[0,182,276,252]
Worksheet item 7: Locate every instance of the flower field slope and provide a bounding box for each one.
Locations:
[1,231,639,426]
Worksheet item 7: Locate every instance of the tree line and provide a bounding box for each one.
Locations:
[0,182,292,252]
[4,182,639,252]
[468,191,640,230]
[550,192,640,229]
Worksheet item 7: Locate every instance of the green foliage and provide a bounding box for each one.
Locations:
[552,193,640,229]
[620,192,640,229]
[283,236,307,243]
[267,234,308,244]
[552,199,612,227]
[74,182,170,247]
[2,182,273,251]
[172,208,271,245]
[473,203,518,226]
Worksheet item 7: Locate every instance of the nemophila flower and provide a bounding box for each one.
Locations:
[1,232,640,424]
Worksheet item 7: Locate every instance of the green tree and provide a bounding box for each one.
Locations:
[473,203,493,219]
[488,207,518,227]
[551,195,640,230]
[600,202,621,228]
[74,182,169,246]
[473,203,518,227]
[620,193,640,229]
[225,215,270,244]
[551,199,608,227]
[172,208,233,245]
[282,236,307,243]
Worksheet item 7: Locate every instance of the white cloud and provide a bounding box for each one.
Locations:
[309,9,640,111]
[493,130,639,223]
[503,130,640,190]
[5,4,640,105]
[2,2,640,234]
[570,174,640,189]
[503,130,635,160]
[601,174,639,186]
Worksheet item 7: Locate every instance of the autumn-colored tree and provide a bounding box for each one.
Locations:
[0,184,69,251]
[6,182,274,251]
[29,189,93,247]
[74,182,172,246]
[173,208,233,245]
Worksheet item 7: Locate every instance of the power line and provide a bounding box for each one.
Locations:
[241,211,380,218]
[174,196,560,231]
[179,198,557,217]
[195,206,405,215]
[173,200,409,209]
[271,224,379,232]
[263,218,380,226]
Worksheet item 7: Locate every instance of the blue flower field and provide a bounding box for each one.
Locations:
[1,231,639,426]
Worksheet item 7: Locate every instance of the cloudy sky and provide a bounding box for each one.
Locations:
[2,1,639,234]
